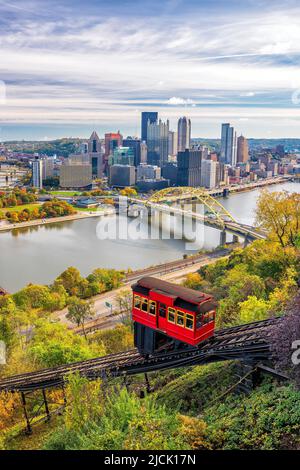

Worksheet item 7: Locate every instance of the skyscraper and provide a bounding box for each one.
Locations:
[177,149,201,187]
[104,132,123,159]
[168,130,178,157]
[220,123,237,166]
[88,131,103,178]
[201,160,217,189]
[123,137,141,166]
[88,131,101,153]
[147,119,169,167]
[237,135,249,163]
[177,117,191,152]
[141,112,158,142]
[32,157,43,189]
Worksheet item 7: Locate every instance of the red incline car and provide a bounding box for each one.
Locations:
[132,277,217,355]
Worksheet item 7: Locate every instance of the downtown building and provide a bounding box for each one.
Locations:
[141,111,158,142]
[123,137,141,166]
[108,146,136,187]
[220,123,237,166]
[146,119,169,167]
[177,117,191,152]
[237,135,249,163]
[88,131,103,178]
[201,159,217,189]
[177,149,202,187]
[104,131,123,169]
[32,157,43,189]
[60,159,92,189]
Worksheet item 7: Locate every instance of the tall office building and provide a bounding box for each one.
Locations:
[140,141,147,164]
[177,117,191,152]
[88,131,103,178]
[201,160,217,189]
[42,157,55,180]
[60,162,92,188]
[109,165,136,187]
[147,119,169,167]
[109,146,135,166]
[237,135,249,163]
[220,123,237,166]
[141,112,158,142]
[104,132,123,158]
[177,149,202,187]
[123,137,141,166]
[88,131,101,153]
[168,130,178,157]
[32,157,43,189]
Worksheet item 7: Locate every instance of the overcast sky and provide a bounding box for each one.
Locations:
[1,0,300,140]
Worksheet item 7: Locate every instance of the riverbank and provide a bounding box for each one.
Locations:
[0,207,115,232]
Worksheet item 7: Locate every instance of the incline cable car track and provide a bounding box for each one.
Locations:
[0,317,282,393]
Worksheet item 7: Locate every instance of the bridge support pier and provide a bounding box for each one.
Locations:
[243,235,250,247]
[232,235,239,244]
[220,230,227,246]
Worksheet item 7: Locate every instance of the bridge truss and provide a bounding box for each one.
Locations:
[147,187,238,226]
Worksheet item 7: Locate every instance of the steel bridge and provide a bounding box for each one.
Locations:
[133,187,266,243]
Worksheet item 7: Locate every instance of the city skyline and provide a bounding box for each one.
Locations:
[1,0,300,140]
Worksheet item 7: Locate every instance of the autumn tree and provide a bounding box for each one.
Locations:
[256,191,300,247]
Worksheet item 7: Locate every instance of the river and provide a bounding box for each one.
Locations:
[0,181,299,292]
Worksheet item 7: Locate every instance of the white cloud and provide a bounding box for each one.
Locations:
[165,97,195,105]
[1,3,300,137]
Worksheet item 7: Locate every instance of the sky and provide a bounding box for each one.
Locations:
[1,0,300,140]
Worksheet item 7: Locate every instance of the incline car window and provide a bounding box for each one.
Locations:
[159,303,166,317]
[168,308,175,323]
[149,301,156,315]
[176,310,184,327]
[141,298,148,312]
[134,295,141,309]
[185,314,194,330]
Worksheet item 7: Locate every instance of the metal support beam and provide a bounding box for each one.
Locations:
[21,392,32,435]
[144,372,151,393]
[42,389,50,421]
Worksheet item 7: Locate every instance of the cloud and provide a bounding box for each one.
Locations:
[240,92,256,97]
[165,97,195,105]
[0,1,300,137]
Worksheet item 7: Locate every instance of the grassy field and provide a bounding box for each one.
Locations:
[0,203,41,215]
[76,206,104,212]
[50,191,82,197]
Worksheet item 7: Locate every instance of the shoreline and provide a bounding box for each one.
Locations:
[0,208,115,233]
[0,178,294,234]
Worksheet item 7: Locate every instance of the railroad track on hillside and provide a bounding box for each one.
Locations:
[0,317,282,392]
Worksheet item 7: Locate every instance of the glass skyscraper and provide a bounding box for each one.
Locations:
[141,111,158,142]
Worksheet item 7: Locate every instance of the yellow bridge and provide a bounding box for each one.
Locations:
[131,187,266,243]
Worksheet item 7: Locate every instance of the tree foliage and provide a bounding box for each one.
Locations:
[256,190,300,247]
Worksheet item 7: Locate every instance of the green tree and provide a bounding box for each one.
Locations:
[66,297,95,339]
[28,320,99,367]
[239,296,270,324]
